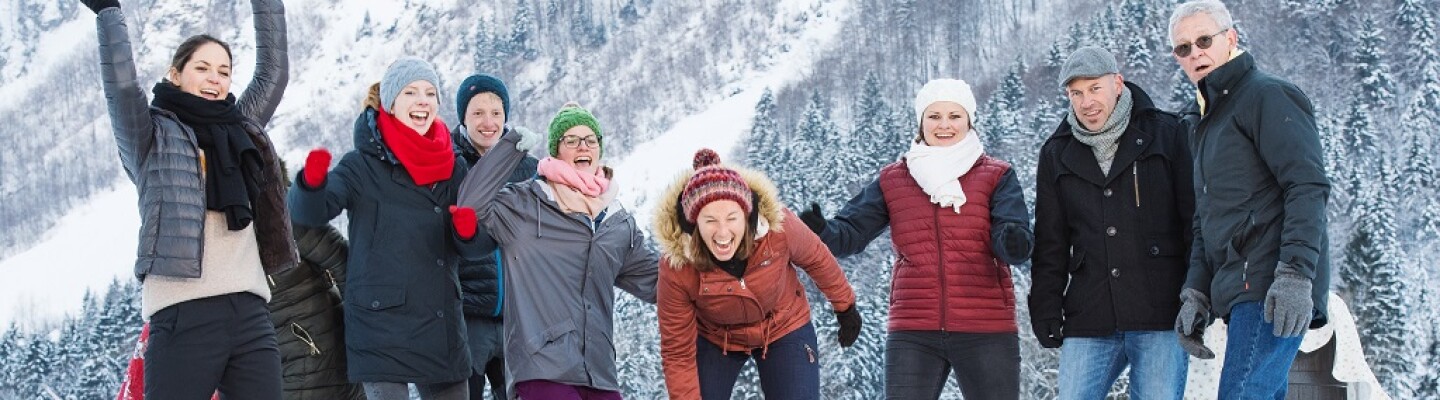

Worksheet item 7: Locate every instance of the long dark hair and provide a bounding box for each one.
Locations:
[169,34,233,73]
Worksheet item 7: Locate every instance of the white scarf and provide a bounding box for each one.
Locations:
[904,133,985,213]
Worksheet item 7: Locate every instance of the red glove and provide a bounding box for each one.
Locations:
[450,205,477,240]
[303,148,331,188]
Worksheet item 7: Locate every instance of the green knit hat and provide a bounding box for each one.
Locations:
[547,102,604,157]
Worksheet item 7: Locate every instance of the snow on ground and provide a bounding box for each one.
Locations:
[0,182,138,330]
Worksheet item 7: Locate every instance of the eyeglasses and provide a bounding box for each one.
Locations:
[560,135,600,149]
[1172,28,1231,57]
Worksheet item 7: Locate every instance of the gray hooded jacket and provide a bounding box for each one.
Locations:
[457,131,658,396]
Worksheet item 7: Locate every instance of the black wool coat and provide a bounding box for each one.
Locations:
[1030,82,1196,337]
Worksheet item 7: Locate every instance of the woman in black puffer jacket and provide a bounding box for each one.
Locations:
[267,223,366,400]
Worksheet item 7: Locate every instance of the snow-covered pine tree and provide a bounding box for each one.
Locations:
[1349,165,1417,397]
[854,72,898,174]
[744,88,782,177]
[792,91,845,210]
[510,0,538,60]
[0,324,20,399]
[1342,17,1394,164]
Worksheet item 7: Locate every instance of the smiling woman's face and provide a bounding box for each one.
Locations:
[556,125,602,175]
[920,101,971,147]
[167,42,232,100]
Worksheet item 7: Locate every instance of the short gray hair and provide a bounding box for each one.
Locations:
[1169,1,1234,41]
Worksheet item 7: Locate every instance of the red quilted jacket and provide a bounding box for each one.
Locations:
[879,156,1017,333]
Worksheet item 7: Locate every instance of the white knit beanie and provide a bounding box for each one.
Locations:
[913,79,978,122]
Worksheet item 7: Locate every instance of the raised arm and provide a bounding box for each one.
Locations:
[457,128,529,219]
[91,4,155,179]
[236,0,289,125]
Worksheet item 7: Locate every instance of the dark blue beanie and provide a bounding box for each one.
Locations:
[455,74,510,124]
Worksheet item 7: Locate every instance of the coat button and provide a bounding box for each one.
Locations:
[727,286,734,292]
[1136,138,1144,145]
[436,311,444,318]
[1106,226,1117,237]
[1151,246,1161,256]
[434,206,442,213]
[1111,268,1121,278]
[437,259,445,266]
[1103,188,1113,197]
[371,300,381,309]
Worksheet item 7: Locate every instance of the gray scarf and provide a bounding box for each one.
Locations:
[1067,86,1133,176]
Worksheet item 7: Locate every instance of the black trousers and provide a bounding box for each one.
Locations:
[145,293,281,400]
[884,331,1020,400]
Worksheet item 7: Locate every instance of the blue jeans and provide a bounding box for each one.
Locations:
[1217,301,1303,399]
[884,331,1020,400]
[694,323,820,400]
[1057,330,1187,400]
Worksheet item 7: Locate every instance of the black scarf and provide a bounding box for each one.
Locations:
[151,81,263,231]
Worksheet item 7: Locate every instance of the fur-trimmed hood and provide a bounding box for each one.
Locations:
[654,164,785,268]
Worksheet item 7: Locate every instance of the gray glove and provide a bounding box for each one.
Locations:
[1264,262,1313,337]
[1175,288,1215,359]
[512,126,545,152]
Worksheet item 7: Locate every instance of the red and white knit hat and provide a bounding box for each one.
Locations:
[680,149,753,223]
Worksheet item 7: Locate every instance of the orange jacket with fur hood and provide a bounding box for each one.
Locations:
[654,165,855,399]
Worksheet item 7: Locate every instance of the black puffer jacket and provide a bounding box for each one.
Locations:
[452,127,539,318]
[267,224,365,400]
[1030,82,1195,337]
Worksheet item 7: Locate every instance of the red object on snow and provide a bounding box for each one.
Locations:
[115,323,219,400]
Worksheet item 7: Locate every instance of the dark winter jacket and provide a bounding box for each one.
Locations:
[456,131,659,397]
[819,155,1033,333]
[288,109,476,384]
[1030,82,1195,337]
[267,224,365,400]
[451,128,539,319]
[1181,51,1330,327]
[95,1,298,280]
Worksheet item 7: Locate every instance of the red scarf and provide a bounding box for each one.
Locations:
[376,107,454,186]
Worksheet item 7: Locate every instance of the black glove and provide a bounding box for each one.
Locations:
[1001,223,1032,261]
[1175,288,1216,359]
[81,0,120,14]
[835,305,862,347]
[799,202,826,235]
[1032,319,1063,349]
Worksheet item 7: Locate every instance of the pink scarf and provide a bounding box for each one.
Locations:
[537,157,610,196]
[537,157,615,218]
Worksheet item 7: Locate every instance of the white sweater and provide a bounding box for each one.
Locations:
[142,211,271,319]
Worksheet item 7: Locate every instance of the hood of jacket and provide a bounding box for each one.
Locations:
[653,164,785,268]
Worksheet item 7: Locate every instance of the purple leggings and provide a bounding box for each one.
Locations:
[514,380,623,400]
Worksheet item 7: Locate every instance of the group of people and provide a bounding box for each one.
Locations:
[86,0,1329,398]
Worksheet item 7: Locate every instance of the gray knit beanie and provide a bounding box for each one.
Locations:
[379,57,442,112]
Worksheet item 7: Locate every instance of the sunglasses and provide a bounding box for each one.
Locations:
[1172,28,1231,57]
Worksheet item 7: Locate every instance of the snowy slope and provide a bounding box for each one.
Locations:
[0,183,137,330]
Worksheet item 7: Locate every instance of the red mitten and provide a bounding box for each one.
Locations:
[450,205,477,240]
[302,148,332,188]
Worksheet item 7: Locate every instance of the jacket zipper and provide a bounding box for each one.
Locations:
[935,206,947,332]
[1132,162,1141,208]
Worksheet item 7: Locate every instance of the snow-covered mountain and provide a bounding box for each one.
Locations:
[3,0,1439,398]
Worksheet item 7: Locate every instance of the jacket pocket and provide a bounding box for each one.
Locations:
[349,285,406,311]
[527,319,577,355]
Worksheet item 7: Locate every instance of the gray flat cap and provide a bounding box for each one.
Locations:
[1058,46,1120,88]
